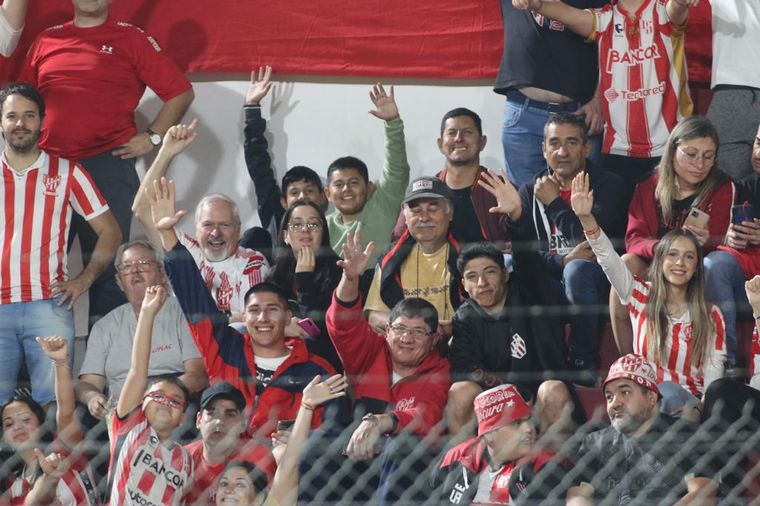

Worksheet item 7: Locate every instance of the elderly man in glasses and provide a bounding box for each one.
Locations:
[76,239,207,425]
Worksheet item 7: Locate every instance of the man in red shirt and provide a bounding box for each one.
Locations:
[21,0,194,327]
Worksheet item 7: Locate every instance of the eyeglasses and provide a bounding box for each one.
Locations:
[143,391,186,410]
[117,258,157,274]
[388,324,432,339]
[676,146,716,166]
[287,222,322,233]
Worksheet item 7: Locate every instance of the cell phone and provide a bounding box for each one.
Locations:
[276,419,295,432]
[683,208,710,229]
[297,318,320,338]
[732,203,754,225]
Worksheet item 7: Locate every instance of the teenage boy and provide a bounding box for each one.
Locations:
[108,285,193,505]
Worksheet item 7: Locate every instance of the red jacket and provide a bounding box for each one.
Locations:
[326,294,451,436]
[625,173,735,260]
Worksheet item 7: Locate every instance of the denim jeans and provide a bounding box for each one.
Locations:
[0,299,74,405]
[550,259,610,368]
[704,250,748,363]
[502,97,602,189]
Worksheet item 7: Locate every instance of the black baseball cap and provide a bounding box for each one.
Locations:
[200,382,246,411]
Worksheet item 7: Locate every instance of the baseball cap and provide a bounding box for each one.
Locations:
[402,176,454,205]
[200,381,246,411]
[474,384,532,437]
[603,354,660,396]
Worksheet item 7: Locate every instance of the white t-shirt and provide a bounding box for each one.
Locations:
[710,1,760,88]
[0,9,22,57]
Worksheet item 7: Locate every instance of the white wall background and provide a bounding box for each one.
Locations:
[3,74,509,343]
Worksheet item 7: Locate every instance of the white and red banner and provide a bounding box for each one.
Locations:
[1,0,711,84]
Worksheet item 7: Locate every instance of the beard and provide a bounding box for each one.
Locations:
[5,127,41,154]
[610,408,651,435]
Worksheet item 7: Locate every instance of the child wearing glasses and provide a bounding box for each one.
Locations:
[107,285,194,505]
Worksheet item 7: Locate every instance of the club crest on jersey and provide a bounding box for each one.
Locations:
[510,333,526,359]
[243,255,265,275]
[42,175,61,196]
[100,45,113,55]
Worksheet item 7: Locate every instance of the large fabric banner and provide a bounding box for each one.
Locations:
[1,0,711,84]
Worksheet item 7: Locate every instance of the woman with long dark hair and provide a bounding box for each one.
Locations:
[268,199,343,370]
[572,172,726,418]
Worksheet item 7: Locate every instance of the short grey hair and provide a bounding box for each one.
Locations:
[114,238,163,268]
[194,193,241,226]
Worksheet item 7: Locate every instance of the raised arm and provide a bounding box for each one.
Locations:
[243,66,284,233]
[665,0,698,27]
[335,231,375,304]
[132,120,198,248]
[746,276,760,390]
[148,177,188,253]
[477,169,523,222]
[25,450,71,505]
[571,172,636,302]
[269,375,347,506]
[112,88,195,160]
[117,285,166,418]
[512,0,594,38]
[37,336,81,446]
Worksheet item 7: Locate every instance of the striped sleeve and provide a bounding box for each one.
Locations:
[68,161,109,221]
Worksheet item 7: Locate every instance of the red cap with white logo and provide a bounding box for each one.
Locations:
[474,384,532,437]
[603,353,660,396]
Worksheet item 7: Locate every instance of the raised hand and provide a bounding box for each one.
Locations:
[477,169,521,218]
[368,83,399,121]
[302,374,348,407]
[338,231,375,281]
[34,449,69,480]
[148,177,188,231]
[36,336,68,364]
[160,119,199,158]
[141,285,167,317]
[245,66,273,106]
[570,171,594,218]
[295,246,316,273]
[534,174,561,205]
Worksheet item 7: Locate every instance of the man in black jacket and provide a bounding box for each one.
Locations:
[446,243,575,439]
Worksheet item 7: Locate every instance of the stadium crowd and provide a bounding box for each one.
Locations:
[1,0,760,504]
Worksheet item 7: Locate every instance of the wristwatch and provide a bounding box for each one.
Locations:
[146,129,162,147]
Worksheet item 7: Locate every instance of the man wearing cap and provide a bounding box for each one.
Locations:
[433,384,566,504]
[184,381,275,504]
[566,354,717,504]
[365,176,463,336]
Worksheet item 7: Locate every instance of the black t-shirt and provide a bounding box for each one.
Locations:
[657,194,698,237]
[449,186,486,246]
[494,0,608,102]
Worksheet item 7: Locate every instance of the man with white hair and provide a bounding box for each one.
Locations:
[133,121,270,317]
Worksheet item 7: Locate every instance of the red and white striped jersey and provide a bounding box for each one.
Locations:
[627,276,726,396]
[0,152,108,304]
[178,232,269,314]
[108,408,193,506]
[590,0,693,158]
[4,444,99,505]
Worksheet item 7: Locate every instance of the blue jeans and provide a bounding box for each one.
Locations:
[502,97,602,189]
[0,299,74,405]
[704,250,748,363]
[552,259,610,368]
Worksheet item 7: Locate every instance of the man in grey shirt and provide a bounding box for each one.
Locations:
[76,239,207,420]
